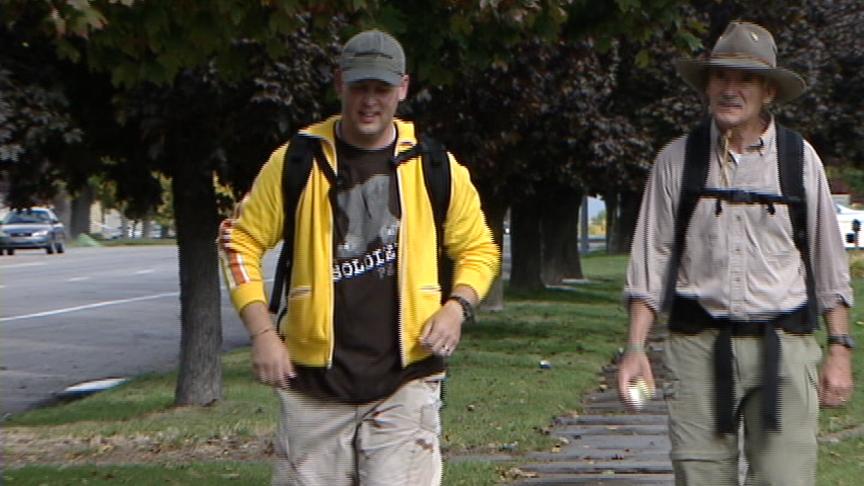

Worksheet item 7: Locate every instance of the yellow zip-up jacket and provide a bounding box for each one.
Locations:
[219,116,500,368]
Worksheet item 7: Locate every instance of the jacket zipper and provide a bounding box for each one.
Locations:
[316,135,337,369]
[395,141,409,368]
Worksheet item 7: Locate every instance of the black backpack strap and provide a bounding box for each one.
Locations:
[666,120,730,434]
[776,125,816,328]
[663,118,712,311]
[418,136,453,302]
[390,135,452,300]
[268,134,317,314]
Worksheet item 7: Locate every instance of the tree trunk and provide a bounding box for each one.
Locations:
[172,159,223,406]
[605,190,620,254]
[579,194,589,255]
[541,189,583,285]
[479,198,508,311]
[142,216,153,239]
[120,215,129,239]
[52,189,72,233]
[70,184,93,238]
[509,195,544,292]
[618,190,641,255]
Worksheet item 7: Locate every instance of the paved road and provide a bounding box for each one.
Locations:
[0,245,278,418]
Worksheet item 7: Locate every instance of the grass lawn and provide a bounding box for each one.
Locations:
[4,253,863,485]
[85,238,177,247]
[1,463,270,485]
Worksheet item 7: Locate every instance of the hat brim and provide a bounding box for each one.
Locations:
[674,58,807,103]
[342,67,403,87]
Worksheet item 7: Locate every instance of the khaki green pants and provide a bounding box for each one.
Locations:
[272,373,444,486]
[665,330,822,486]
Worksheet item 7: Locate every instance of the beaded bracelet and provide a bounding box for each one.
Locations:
[250,327,275,339]
[624,342,647,354]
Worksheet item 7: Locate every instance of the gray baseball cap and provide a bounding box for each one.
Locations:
[338,30,405,86]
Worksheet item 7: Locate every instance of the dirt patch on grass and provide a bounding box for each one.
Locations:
[820,424,864,443]
[4,427,523,469]
[3,428,274,467]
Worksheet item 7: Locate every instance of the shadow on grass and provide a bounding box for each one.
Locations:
[5,373,176,427]
[504,278,624,305]
[3,462,269,485]
[467,285,627,356]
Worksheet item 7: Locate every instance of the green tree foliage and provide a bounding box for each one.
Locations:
[391,1,699,284]
[742,0,864,170]
[634,0,864,190]
[0,0,710,401]
[1,5,137,210]
[1,0,368,406]
[590,0,864,252]
[0,19,82,206]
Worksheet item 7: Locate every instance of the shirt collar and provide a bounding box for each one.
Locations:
[711,116,777,161]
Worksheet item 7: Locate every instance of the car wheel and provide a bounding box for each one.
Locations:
[56,241,65,254]
[7,248,14,255]
[46,243,55,254]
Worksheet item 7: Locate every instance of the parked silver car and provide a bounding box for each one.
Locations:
[0,208,66,255]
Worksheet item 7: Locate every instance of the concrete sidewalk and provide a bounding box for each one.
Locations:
[510,328,674,485]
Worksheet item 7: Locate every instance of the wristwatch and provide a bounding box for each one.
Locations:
[827,334,857,349]
[447,295,475,326]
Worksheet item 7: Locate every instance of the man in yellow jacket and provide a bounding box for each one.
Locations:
[218,30,499,485]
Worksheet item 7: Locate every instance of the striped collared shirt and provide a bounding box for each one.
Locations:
[625,119,853,320]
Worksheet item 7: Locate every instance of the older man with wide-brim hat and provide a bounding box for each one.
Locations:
[675,21,806,103]
[618,20,854,486]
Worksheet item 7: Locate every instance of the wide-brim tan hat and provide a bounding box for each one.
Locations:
[674,21,807,103]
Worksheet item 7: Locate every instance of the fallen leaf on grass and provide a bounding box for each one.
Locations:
[95,444,114,455]
[500,467,538,480]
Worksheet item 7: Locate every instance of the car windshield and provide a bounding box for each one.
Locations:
[3,211,51,224]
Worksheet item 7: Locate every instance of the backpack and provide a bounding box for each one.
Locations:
[267,133,453,315]
[663,119,817,329]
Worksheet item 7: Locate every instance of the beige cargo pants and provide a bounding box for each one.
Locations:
[665,329,822,486]
[272,373,444,486]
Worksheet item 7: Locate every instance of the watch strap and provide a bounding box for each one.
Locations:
[827,334,856,349]
[447,295,475,325]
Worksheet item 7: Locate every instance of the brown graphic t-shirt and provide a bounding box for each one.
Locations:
[291,130,444,403]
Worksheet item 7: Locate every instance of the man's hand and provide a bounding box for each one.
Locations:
[821,305,854,407]
[241,302,295,389]
[251,329,296,389]
[617,350,656,411]
[617,300,657,411]
[420,300,463,357]
[820,346,854,407]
